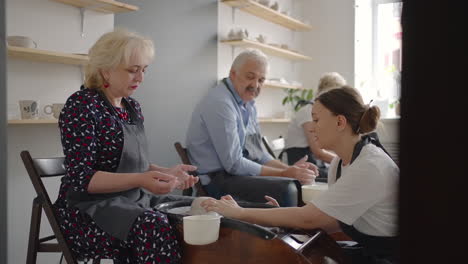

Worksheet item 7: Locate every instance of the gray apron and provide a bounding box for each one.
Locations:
[203,80,300,207]
[67,91,191,240]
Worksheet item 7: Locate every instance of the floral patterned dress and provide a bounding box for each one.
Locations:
[55,88,181,263]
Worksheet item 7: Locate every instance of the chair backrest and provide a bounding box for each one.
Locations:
[261,136,277,159]
[20,150,76,264]
[174,142,192,166]
[173,142,208,197]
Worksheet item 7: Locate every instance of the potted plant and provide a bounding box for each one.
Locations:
[281,88,314,117]
[389,99,400,116]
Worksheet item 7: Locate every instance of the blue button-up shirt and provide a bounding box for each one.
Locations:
[186,78,273,177]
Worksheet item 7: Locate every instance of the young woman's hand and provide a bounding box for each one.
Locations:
[264,195,280,207]
[201,195,244,218]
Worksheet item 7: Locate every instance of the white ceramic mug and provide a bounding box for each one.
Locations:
[44,103,64,119]
[301,183,328,204]
[19,100,39,120]
[183,215,221,245]
[7,36,37,48]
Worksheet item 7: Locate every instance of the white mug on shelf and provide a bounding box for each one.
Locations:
[19,100,39,120]
[6,36,37,48]
[44,103,65,119]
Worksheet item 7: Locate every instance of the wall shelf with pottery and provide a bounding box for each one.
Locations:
[51,0,138,13]
[258,118,291,123]
[264,81,304,90]
[221,39,312,61]
[8,119,58,125]
[7,46,89,65]
[221,0,312,31]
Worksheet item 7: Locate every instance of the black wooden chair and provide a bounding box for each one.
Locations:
[21,151,123,264]
[174,142,208,197]
[20,150,76,264]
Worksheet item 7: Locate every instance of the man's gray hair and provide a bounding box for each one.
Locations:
[231,48,269,71]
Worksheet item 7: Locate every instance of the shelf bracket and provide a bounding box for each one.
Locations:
[231,46,235,62]
[232,7,236,24]
[80,66,85,85]
[80,7,86,37]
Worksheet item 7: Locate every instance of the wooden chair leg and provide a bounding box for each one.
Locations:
[26,197,42,264]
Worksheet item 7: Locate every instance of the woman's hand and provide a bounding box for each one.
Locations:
[149,164,199,190]
[264,195,280,207]
[201,195,244,219]
[167,164,199,190]
[176,175,199,190]
[139,171,179,194]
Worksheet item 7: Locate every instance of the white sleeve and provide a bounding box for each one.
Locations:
[295,104,312,126]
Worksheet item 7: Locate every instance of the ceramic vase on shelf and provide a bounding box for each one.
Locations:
[284,106,295,119]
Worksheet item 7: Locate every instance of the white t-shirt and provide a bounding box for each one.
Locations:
[312,144,399,236]
[285,104,312,149]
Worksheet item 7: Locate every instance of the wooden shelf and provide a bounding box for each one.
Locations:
[221,0,311,31]
[8,119,58,125]
[264,81,303,90]
[258,118,290,123]
[51,0,138,13]
[221,39,312,61]
[7,46,89,65]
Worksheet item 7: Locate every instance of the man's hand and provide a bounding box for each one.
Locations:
[282,165,316,185]
[293,155,320,176]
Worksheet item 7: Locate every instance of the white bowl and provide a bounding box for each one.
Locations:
[183,215,222,245]
[301,183,328,204]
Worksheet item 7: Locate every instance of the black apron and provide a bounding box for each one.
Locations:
[203,79,300,207]
[336,132,398,263]
[67,91,192,240]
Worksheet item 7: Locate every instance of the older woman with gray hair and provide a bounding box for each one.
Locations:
[55,28,198,263]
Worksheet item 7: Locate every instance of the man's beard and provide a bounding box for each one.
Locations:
[246,86,260,97]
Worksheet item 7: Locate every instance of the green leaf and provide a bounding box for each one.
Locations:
[306,89,314,100]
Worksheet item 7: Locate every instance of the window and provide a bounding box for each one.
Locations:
[355,0,402,118]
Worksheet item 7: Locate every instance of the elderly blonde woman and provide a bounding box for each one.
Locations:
[283,72,347,182]
[55,29,198,263]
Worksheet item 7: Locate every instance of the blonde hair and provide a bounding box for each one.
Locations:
[85,28,155,90]
[317,72,347,95]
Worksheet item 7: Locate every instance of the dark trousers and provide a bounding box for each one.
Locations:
[203,171,300,207]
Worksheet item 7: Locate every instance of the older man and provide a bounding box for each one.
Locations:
[185,49,318,206]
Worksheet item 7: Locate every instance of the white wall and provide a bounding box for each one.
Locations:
[6,0,112,263]
[115,0,218,167]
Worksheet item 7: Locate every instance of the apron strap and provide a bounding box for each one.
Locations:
[336,132,391,180]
